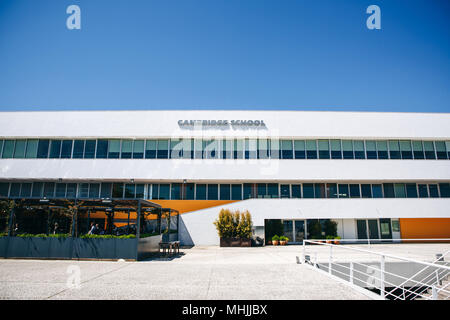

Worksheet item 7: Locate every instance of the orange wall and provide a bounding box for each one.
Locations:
[150,200,238,214]
[400,218,450,239]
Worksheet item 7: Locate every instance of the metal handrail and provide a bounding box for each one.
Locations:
[301,239,450,300]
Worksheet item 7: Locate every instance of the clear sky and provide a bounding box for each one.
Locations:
[0,0,449,112]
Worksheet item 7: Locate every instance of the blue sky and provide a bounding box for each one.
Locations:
[0,0,449,112]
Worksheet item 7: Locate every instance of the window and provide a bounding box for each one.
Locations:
[55,183,66,197]
[25,140,38,158]
[280,184,290,198]
[231,184,242,200]
[303,184,314,198]
[2,140,15,158]
[447,141,450,159]
[121,140,133,159]
[306,140,317,159]
[257,184,267,198]
[150,184,158,199]
[439,183,450,198]
[79,183,89,198]
[383,184,395,198]
[418,184,428,198]
[269,139,279,159]
[365,141,377,159]
[108,140,120,158]
[84,140,96,159]
[96,140,108,159]
[196,184,207,200]
[145,140,157,159]
[405,183,418,198]
[32,182,43,198]
[136,184,145,198]
[208,184,218,200]
[429,184,439,198]
[66,184,77,198]
[88,183,100,198]
[49,140,62,158]
[159,184,170,199]
[330,140,342,159]
[73,140,85,158]
[20,183,32,197]
[353,141,365,159]
[394,183,406,198]
[222,139,233,159]
[10,183,20,197]
[281,140,293,159]
[243,183,253,199]
[326,183,338,198]
[13,140,26,158]
[372,184,383,198]
[183,139,194,159]
[294,140,306,159]
[377,141,388,159]
[292,184,301,198]
[133,140,144,159]
[157,140,169,159]
[220,184,231,200]
[361,184,372,198]
[423,141,436,160]
[400,140,412,159]
[338,184,349,198]
[392,220,400,233]
[234,139,244,159]
[245,139,257,159]
[435,141,447,160]
[124,184,135,198]
[349,184,360,198]
[171,183,181,199]
[37,140,50,158]
[0,140,3,158]
[100,183,112,198]
[170,139,182,159]
[61,140,73,158]
[43,182,55,198]
[0,183,9,197]
[342,140,354,159]
[318,140,330,159]
[412,141,424,159]
[112,183,124,198]
[314,183,326,198]
[388,140,400,159]
[268,183,278,198]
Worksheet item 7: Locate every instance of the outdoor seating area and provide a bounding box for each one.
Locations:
[159,240,180,256]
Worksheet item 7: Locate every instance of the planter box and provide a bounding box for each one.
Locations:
[220,238,252,247]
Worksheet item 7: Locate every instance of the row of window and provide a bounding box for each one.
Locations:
[1,181,449,200]
[1,138,449,160]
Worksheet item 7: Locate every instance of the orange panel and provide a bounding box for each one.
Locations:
[400,218,450,240]
[150,200,238,214]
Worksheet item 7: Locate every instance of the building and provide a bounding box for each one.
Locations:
[0,110,449,245]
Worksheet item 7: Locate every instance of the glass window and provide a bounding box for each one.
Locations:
[133,140,144,159]
[9,183,21,197]
[100,183,112,198]
[330,140,342,159]
[292,184,301,198]
[244,139,257,160]
[377,141,388,159]
[89,183,100,198]
[160,184,170,199]
[84,140,96,159]
[170,139,182,159]
[145,140,157,159]
[13,140,26,158]
[388,140,400,159]
[234,139,244,159]
[269,139,279,159]
[243,183,253,199]
[106,140,120,158]
[78,183,89,198]
[66,184,77,198]
[25,139,38,158]
[55,183,66,197]
[193,139,203,159]
[208,184,219,200]
[0,183,9,197]
[157,140,169,159]
[423,141,436,160]
[96,140,108,159]
[121,140,133,159]
[405,183,418,198]
[43,182,55,198]
[49,140,62,158]
[0,140,3,158]
[281,140,293,159]
[318,140,330,159]
[314,183,325,198]
[124,184,135,198]
[365,141,377,159]
[429,184,439,198]
[349,184,360,198]
[435,141,447,160]
[418,184,428,198]
[342,140,354,159]
[31,182,43,198]
[231,184,242,200]
[20,183,32,197]
[222,139,233,159]
[268,184,278,198]
[361,184,372,198]
[294,140,306,159]
[2,140,15,158]
[220,184,231,200]
[303,183,314,198]
[394,183,406,198]
[372,184,383,198]
[338,184,349,198]
[392,220,400,232]
[412,141,424,159]
[326,183,338,198]
[399,140,413,159]
[196,184,207,200]
[383,183,395,198]
[280,184,290,198]
[447,141,450,159]
[171,183,181,200]
[257,184,267,198]
[353,141,365,159]
[439,183,450,198]
[61,140,73,158]
[112,183,124,198]
[136,184,145,198]
[150,184,158,199]
[73,140,85,158]
[37,140,50,158]
[182,139,194,159]
[183,183,194,199]
[257,139,269,159]
[306,140,317,159]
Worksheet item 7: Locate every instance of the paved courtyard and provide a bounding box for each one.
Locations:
[0,244,447,300]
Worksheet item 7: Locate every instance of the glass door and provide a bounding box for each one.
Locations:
[357,220,368,240]
[368,219,379,239]
[282,220,294,243]
[379,218,392,240]
[294,220,305,242]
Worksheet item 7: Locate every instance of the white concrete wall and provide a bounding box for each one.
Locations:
[179,198,450,245]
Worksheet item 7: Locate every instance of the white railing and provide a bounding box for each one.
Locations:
[300,239,450,300]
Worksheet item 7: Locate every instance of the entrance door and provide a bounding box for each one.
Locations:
[379,218,392,240]
[357,220,367,239]
[368,219,379,239]
[283,220,294,242]
[294,220,305,242]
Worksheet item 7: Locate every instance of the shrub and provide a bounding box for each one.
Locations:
[272,235,280,241]
[280,236,289,241]
[214,209,253,239]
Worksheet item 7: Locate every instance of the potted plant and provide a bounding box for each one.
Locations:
[214,209,253,247]
[326,235,334,244]
[279,236,288,245]
[334,236,341,245]
[272,235,279,246]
